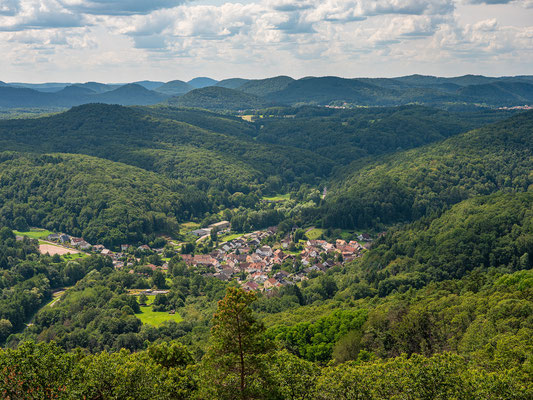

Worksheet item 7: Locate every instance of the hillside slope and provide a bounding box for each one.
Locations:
[353,191,533,296]
[0,152,208,246]
[0,103,333,188]
[323,110,533,228]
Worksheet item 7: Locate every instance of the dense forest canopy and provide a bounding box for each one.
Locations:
[323,110,533,229]
[0,103,519,246]
[0,152,207,246]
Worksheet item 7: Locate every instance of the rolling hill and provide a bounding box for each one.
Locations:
[215,78,250,89]
[266,76,395,105]
[238,76,294,96]
[0,103,332,188]
[188,77,218,88]
[323,110,533,229]
[93,83,167,105]
[155,80,194,96]
[133,80,165,90]
[168,86,268,110]
[252,105,516,165]
[458,81,533,105]
[77,82,120,93]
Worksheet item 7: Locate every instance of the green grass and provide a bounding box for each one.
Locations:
[14,228,54,240]
[62,253,88,260]
[180,222,200,233]
[220,233,243,242]
[262,193,290,202]
[306,228,325,240]
[135,295,183,326]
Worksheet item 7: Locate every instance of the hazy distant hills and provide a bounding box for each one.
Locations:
[169,74,533,110]
[1,74,533,110]
[188,77,218,88]
[92,83,168,105]
[0,83,167,108]
[155,80,194,96]
[238,76,294,96]
[168,86,269,110]
[216,78,250,89]
[458,81,533,104]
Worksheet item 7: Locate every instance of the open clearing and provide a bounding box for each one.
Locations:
[263,193,290,202]
[14,228,53,240]
[306,228,325,240]
[220,233,243,242]
[135,295,183,326]
[39,243,80,256]
[180,221,200,233]
[62,252,88,260]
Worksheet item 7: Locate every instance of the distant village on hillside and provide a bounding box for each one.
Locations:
[38,220,374,292]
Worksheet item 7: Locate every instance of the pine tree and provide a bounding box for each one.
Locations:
[201,287,272,399]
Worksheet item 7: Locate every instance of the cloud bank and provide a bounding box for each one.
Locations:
[0,0,531,81]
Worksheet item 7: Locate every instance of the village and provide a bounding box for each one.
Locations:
[41,220,372,292]
[182,226,370,292]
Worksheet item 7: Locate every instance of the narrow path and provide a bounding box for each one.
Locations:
[24,287,70,329]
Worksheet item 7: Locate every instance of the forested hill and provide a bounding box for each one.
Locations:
[0,153,208,246]
[1,104,513,190]
[251,106,515,165]
[0,103,527,246]
[168,86,269,110]
[350,191,533,297]
[323,110,533,229]
[0,103,332,188]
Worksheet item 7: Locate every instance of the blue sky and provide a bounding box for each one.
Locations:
[1,0,532,83]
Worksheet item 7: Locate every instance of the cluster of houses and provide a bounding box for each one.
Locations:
[44,223,374,293]
[46,232,167,270]
[47,233,92,250]
[180,227,368,292]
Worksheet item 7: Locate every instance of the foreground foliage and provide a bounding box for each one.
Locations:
[0,285,530,399]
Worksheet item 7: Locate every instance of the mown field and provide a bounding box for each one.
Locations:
[135,295,183,326]
[14,228,53,239]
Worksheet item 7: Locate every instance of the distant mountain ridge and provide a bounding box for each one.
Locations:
[2,74,533,109]
[0,83,168,107]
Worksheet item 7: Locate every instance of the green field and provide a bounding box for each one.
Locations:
[14,228,54,239]
[135,295,183,326]
[306,228,325,240]
[180,222,200,233]
[62,253,88,260]
[220,233,243,242]
[262,193,290,202]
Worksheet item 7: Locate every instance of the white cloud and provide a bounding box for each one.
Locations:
[0,0,531,81]
[0,0,85,31]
